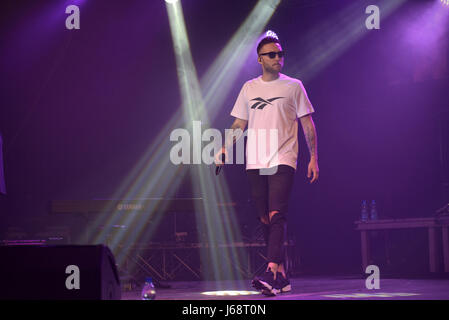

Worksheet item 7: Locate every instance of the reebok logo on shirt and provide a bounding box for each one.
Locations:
[250,97,285,110]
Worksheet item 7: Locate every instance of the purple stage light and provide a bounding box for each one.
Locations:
[400,0,449,82]
[441,0,449,7]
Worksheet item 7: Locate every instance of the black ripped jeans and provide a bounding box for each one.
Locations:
[246,165,295,265]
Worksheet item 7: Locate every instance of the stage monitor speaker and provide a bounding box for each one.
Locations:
[0,244,121,300]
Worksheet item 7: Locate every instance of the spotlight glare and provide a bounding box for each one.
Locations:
[322,292,420,299]
[201,290,260,296]
[97,0,280,276]
[441,0,449,6]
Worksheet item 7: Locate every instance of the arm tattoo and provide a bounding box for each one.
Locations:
[304,122,317,160]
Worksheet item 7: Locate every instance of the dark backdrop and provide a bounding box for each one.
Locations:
[0,0,448,275]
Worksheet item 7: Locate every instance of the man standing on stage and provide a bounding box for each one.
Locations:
[215,35,319,296]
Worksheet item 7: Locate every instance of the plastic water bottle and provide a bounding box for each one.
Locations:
[361,200,369,222]
[370,200,378,220]
[141,277,156,300]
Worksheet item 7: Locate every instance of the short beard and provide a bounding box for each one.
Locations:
[264,64,281,74]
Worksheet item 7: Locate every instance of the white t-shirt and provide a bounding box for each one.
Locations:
[230,73,314,170]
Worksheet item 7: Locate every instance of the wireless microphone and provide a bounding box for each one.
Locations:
[215,153,226,175]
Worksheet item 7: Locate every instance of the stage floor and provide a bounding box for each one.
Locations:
[121,275,449,300]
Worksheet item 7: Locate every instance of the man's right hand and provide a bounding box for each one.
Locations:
[214,147,228,166]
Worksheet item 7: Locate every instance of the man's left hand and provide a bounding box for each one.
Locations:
[307,159,319,183]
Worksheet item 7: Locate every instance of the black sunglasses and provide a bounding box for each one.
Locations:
[259,51,285,59]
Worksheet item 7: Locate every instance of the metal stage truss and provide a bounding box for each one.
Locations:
[117,241,299,282]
